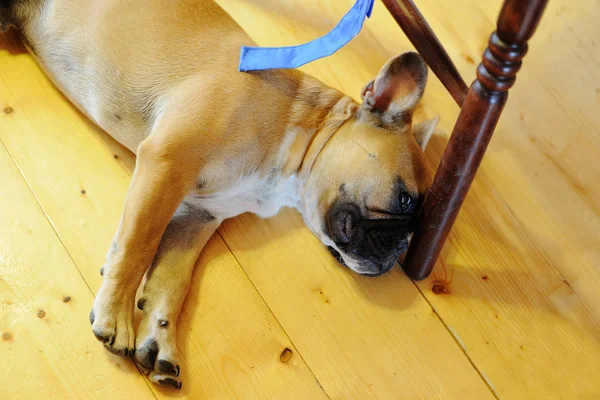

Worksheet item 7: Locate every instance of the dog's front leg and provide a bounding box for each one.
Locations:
[90,135,194,357]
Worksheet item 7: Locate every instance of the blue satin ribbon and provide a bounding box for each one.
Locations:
[238,0,375,72]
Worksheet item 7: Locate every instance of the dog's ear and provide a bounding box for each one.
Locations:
[360,52,428,128]
[412,116,439,151]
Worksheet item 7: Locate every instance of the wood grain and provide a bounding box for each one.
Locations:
[165,234,329,399]
[219,210,495,399]
[0,142,155,400]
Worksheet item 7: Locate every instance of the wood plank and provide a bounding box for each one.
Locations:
[472,0,600,318]
[163,233,329,399]
[415,169,600,399]
[2,0,599,398]
[0,30,131,292]
[0,31,329,399]
[408,0,600,397]
[220,211,495,399]
[0,142,155,400]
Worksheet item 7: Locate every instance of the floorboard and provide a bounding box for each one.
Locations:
[1,0,599,398]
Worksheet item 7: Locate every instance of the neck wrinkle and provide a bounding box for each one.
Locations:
[281,76,357,178]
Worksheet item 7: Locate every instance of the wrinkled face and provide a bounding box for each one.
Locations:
[302,52,438,276]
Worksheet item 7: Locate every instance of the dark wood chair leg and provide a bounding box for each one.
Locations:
[403,0,549,280]
[381,0,468,106]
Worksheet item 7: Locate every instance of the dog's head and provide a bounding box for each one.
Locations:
[302,52,438,276]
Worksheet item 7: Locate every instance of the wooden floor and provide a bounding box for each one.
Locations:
[1,0,599,399]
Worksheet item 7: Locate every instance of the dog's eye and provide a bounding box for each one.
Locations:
[400,192,412,211]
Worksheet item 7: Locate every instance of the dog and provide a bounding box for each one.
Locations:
[2,0,438,389]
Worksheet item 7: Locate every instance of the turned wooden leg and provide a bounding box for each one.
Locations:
[403,0,549,280]
[381,0,468,106]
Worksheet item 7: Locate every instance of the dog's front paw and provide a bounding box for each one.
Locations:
[134,297,182,390]
[89,283,135,357]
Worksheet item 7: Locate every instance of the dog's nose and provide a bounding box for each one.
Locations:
[327,203,360,244]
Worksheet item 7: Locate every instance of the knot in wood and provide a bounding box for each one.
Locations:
[432,283,449,295]
[280,348,293,363]
[476,32,527,93]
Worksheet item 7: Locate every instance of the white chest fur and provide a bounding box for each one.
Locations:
[186,171,302,221]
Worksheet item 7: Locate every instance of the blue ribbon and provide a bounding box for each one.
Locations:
[238,0,375,72]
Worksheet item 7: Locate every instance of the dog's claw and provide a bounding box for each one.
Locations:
[158,378,182,390]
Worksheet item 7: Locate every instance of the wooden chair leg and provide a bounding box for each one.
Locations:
[403,0,549,280]
[381,0,468,106]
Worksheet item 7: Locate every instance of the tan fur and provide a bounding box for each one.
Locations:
[4,0,438,389]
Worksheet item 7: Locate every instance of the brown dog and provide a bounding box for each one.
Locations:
[2,0,438,389]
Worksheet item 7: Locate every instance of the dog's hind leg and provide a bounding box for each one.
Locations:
[133,200,220,390]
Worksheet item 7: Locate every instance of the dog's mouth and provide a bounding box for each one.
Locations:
[326,246,392,277]
[326,243,407,277]
[327,246,347,267]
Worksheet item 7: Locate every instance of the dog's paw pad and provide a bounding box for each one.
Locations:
[157,359,180,376]
[135,338,159,370]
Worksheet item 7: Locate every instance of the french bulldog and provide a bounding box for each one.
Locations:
[1,0,438,389]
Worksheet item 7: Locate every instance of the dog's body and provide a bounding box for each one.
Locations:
[2,0,438,389]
